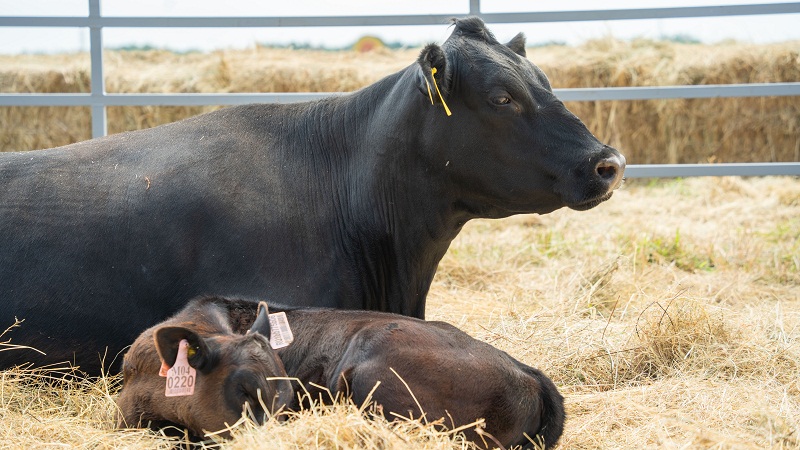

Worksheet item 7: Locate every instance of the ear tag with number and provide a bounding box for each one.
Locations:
[164,339,196,397]
[268,312,294,349]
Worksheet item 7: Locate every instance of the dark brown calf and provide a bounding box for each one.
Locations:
[278,304,565,449]
[116,300,293,439]
[118,296,564,448]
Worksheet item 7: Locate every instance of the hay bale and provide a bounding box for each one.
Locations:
[1,40,798,163]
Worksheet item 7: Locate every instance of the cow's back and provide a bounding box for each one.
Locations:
[0,104,332,372]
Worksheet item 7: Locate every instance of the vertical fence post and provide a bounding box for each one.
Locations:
[89,0,106,138]
[469,0,481,15]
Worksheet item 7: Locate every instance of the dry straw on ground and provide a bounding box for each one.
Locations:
[1,39,799,163]
[1,176,799,449]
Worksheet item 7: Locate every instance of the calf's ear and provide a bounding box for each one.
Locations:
[154,326,216,373]
[506,32,527,57]
[416,43,450,106]
[248,301,272,337]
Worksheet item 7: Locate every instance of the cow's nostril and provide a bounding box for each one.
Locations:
[595,160,618,180]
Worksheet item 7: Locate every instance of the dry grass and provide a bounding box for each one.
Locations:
[426,176,800,449]
[2,176,799,448]
[226,401,482,450]
[1,40,799,163]
[0,366,480,449]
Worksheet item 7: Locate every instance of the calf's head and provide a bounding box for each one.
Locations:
[116,302,293,439]
[415,17,625,217]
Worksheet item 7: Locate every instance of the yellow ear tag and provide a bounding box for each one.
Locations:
[430,68,452,117]
[424,77,435,105]
[186,346,196,359]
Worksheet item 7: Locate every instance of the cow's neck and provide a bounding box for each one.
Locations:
[304,68,468,318]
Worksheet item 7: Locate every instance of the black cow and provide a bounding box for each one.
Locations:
[0,17,625,374]
[118,296,565,449]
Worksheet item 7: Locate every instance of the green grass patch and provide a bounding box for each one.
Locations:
[625,230,716,273]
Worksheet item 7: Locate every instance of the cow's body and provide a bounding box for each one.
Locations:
[1,18,624,374]
[118,296,565,449]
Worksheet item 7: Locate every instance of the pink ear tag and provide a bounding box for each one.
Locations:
[164,339,196,397]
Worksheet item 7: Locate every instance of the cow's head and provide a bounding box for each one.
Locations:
[116,302,293,440]
[414,17,625,217]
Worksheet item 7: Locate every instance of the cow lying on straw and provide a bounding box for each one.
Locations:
[117,295,564,448]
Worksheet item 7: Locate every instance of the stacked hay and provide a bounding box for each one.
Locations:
[0,48,414,152]
[1,40,798,163]
[535,38,800,164]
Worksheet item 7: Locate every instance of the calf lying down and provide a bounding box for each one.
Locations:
[115,297,294,438]
[116,296,565,448]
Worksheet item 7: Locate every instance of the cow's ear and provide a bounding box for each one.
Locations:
[506,32,526,57]
[247,301,272,337]
[416,43,450,105]
[154,326,217,373]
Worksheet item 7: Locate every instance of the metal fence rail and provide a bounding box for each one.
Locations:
[1,0,799,178]
[4,83,799,106]
[4,2,800,27]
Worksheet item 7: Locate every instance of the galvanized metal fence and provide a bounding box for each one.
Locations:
[1,0,799,178]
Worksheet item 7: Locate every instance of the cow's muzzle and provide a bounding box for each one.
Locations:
[594,151,626,192]
[565,148,626,211]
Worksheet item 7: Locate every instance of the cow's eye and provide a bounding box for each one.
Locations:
[492,96,511,106]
